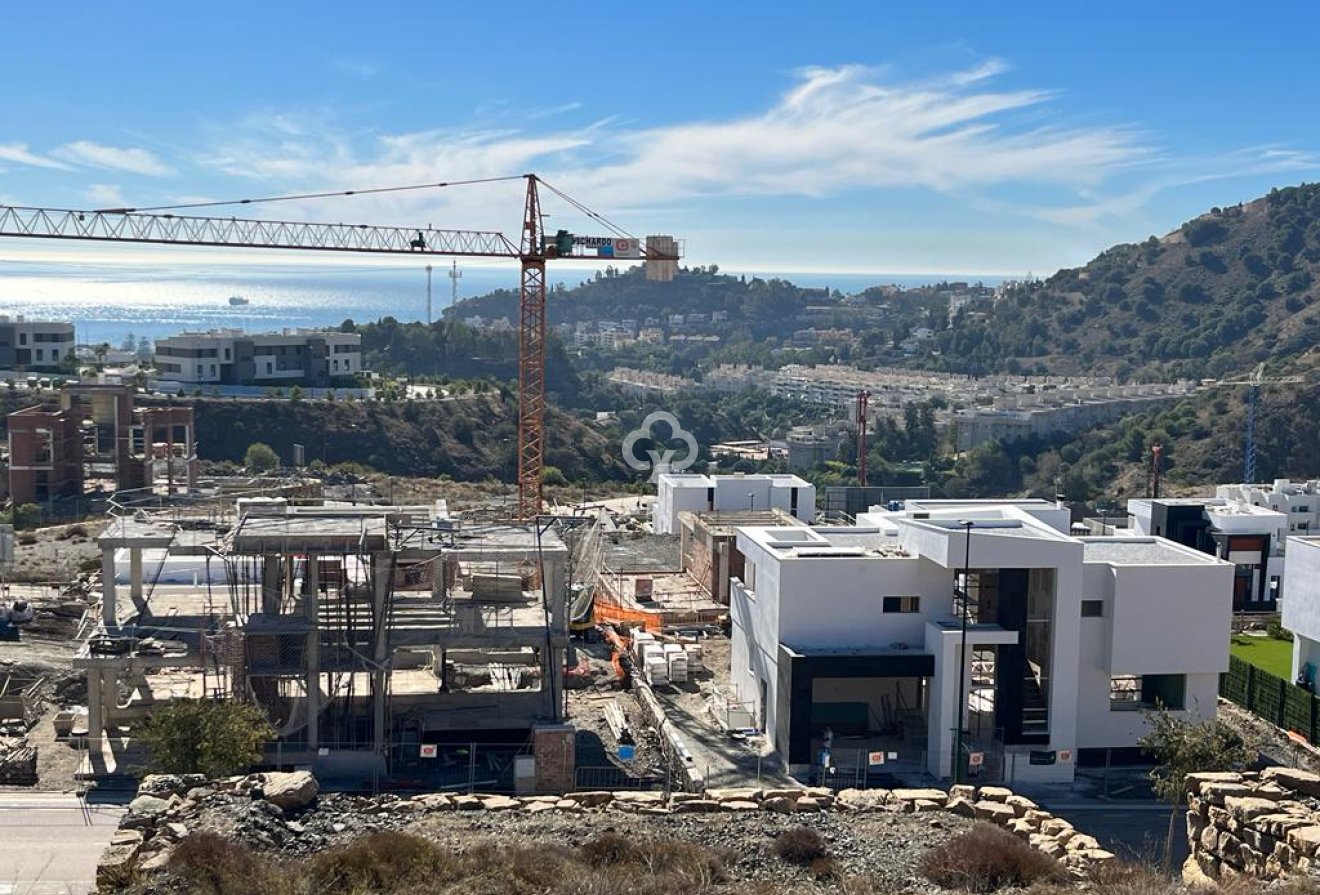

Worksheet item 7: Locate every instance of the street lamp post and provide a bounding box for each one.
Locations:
[951,519,974,784]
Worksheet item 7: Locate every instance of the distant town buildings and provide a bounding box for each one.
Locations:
[153,328,361,388]
[0,315,75,371]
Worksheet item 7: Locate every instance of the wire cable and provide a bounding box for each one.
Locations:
[97,175,527,214]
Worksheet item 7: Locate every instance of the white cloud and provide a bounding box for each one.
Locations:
[85,184,127,208]
[54,141,175,177]
[0,142,73,170]
[188,62,1153,237]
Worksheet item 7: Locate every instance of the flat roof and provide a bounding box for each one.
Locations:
[1081,537,1221,566]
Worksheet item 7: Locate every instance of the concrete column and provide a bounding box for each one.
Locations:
[101,549,117,627]
[85,669,104,750]
[304,555,319,752]
[261,556,282,615]
[101,668,118,727]
[371,553,391,759]
[129,548,144,601]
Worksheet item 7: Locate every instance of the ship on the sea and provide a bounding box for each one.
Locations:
[228,295,250,306]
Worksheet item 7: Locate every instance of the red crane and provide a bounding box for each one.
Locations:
[855,389,871,487]
[0,174,682,519]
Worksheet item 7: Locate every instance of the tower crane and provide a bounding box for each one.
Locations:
[1212,363,1306,484]
[0,174,682,519]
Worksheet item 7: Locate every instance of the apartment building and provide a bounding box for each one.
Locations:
[0,315,75,371]
[1128,497,1285,611]
[653,473,816,535]
[729,499,1232,782]
[154,328,362,388]
[1219,480,1320,536]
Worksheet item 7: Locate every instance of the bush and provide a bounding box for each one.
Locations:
[920,824,1063,892]
[307,831,459,891]
[775,827,829,865]
[139,699,275,777]
[243,442,280,473]
[169,833,269,895]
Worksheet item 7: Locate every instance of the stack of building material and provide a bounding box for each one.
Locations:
[664,643,688,683]
[631,630,655,662]
[684,642,704,673]
[603,698,634,745]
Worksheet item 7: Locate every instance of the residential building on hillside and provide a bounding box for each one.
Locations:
[154,328,361,388]
[1128,497,1285,611]
[729,499,1232,783]
[1282,536,1320,684]
[1218,480,1320,535]
[0,315,75,371]
[653,473,815,535]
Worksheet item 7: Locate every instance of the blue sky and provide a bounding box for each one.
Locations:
[2,1,1319,276]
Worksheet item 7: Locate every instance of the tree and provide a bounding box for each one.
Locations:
[139,699,275,777]
[244,442,280,473]
[1139,707,1251,866]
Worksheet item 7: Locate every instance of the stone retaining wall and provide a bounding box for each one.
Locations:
[1186,767,1320,879]
[99,772,1115,885]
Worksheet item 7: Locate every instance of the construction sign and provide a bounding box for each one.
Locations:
[868,751,886,766]
[419,744,438,759]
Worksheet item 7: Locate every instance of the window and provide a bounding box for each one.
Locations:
[1110,673,1186,710]
[882,596,920,613]
[1081,600,1104,618]
[1301,523,1311,532]
[35,348,43,361]
[744,562,756,591]
[1297,506,1310,514]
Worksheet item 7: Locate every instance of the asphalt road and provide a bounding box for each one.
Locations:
[1037,799,1186,865]
[0,793,125,895]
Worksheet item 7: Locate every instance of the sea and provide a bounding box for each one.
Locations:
[0,259,1003,348]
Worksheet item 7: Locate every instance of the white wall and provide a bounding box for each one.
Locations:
[1108,563,1233,675]
[1284,538,1320,678]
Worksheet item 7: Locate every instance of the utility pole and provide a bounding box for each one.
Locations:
[425,264,433,325]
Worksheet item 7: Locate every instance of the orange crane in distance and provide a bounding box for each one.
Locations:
[0,174,683,519]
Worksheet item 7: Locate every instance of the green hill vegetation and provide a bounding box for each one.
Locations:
[935,184,1320,379]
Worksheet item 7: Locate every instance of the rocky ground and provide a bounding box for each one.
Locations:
[102,772,1117,892]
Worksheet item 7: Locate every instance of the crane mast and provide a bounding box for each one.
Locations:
[0,174,681,519]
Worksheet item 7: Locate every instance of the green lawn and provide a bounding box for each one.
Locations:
[1230,634,1294,679]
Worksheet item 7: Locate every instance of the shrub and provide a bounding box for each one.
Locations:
[243,442,280,473]
[139,698,275,777]
[307,831,458,891]
[920,824,1063,892]
[580,832,640,866]
[168,833,268,895]
[775,827,829,865]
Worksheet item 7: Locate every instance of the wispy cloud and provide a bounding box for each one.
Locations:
[0,142,73,170]
[53,141,175,177]
[332,58,379,80]
[192,61,1155,231]
[85,184,127,208]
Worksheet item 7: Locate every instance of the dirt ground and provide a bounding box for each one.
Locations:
[5,520,106,584]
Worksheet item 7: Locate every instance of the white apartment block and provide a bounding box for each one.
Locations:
[653,474,815,535]
[155,329,361,388]
[1219,480,1320,536]
[0,315,75,371]
[1129,497,1286,611]
[729,499,1232,783]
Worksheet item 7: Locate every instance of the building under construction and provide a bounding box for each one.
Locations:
[78,500,577,790]
[6,381,197,505]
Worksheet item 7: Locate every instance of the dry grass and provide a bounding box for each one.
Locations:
[921,824,1065,893]
[168,833,275,895]
[775,827,829,865]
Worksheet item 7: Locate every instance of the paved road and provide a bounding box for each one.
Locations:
[1036,799,1185,865]
[0,793,125,895]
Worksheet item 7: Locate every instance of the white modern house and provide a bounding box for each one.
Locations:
[1281,536,1320,683]
[1219,480,1320,536]
[653,473,815,535]
[729,499,1233,783]
[1129,497,1285,611]
[154,328,362,388]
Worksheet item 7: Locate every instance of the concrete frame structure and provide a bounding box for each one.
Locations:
[729,501,1232,783]
[1129,497,1285,611]
[7,383,198,504]
[653,473,815,536]
[78,505,571,786]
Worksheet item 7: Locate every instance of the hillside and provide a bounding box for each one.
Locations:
[935,184,1320,379]
[188,394,629,483]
